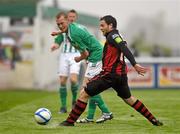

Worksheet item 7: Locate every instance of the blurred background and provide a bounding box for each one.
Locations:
[0,0,180,90]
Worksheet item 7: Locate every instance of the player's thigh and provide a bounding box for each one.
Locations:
[59,76,68,85]
[112,75,131,99]
[58,56,69,76]
[70,61,81,75]
[85,76,111,97]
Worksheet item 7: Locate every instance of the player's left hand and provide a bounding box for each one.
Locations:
[134,64,147,76]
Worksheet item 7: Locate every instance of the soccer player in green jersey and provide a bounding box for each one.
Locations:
[52,12,113,123]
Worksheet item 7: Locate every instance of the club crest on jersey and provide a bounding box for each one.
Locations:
[112,34,122,43]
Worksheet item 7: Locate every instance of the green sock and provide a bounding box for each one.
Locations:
[94,94,110,113]
[87,97,97,119]
[71,83,79,103]
[59,86,67,108]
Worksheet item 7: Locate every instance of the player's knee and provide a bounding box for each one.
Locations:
[123,96,137,106]
[70,74,78,84]
[60,78,67,85]
[70,79,78,85]
[60,76,67,85]
[60,82,66,86]
[79,89,90,101]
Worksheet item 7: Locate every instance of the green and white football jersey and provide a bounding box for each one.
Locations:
[55,22,103,63]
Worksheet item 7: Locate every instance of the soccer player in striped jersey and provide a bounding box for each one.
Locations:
[51,10,113,123]
[51,10,81,113]
[60,15,163,126]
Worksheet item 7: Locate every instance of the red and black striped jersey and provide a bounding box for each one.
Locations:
[102,29,136,75]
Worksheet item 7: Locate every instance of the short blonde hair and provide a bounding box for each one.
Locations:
[56,12,67,19]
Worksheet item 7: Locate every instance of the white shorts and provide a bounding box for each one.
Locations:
[85,61,102,79]
[58,53,81,76]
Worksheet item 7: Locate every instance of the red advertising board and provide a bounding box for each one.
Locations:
[159,65,180,87]
[127,65,154,88]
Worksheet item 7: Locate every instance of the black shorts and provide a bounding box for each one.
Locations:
[84,73,131,99]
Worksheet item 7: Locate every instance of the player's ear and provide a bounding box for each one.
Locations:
[109,23,113,30]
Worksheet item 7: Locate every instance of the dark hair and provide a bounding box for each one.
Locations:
[56,12,67,19]
[100,15,117,28]
[68,9,77,14]
[68,9,78,18]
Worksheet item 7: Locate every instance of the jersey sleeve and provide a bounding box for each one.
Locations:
[107,32,123,46]
[54,35,63,46]
[107,32,137,66]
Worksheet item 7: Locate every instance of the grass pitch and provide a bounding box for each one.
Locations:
[0,89,180,134]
